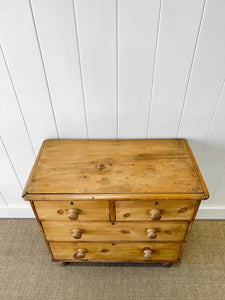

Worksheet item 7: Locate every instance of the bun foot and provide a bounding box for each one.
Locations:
[162,263,172,268]
[58,262,69,266]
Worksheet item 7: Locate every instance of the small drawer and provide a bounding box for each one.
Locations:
[116,200,196,221]
[42,221,188,242]
[50,241,181,262]
[34,200,109,221]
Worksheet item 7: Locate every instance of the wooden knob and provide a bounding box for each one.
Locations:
[144,249,152,260]
[75,249,87,259]
[147,228,157,239]
[68,209,79,220]
[72,228,83,239]
[150,209,161,220]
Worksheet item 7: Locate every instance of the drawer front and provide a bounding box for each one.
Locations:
[42,221,188,242]
[116,200,196,221]
[50,242,181,261]
[34,201,109,221]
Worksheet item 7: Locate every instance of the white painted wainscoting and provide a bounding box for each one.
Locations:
[0,0,225,219]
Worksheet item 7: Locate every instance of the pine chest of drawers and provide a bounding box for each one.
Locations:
[23,139,208,267]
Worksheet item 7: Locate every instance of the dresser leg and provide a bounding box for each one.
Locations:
[58,262,69,266]
[162,263,172,268]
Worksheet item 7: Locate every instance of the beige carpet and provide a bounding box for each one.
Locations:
[0,220,224,300]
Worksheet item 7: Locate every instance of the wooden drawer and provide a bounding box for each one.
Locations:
[42,221,188,242]
[34,200,109,221]
[116,200,196,221]
[50,241,181,262]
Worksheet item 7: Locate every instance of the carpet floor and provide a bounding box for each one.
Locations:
[0,219,224,300]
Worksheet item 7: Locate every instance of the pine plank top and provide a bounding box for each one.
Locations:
[23,139,209,200]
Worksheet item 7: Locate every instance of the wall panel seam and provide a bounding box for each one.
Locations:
[0,46,36,157]
[0,192,8,206]
[0,136,23,190]
[199,79,225,164]
[176,0,207,138]
[72,0,89,139]
[116,0,119,139]
[146,0,162,138]
[209,165,225,202]
[28,0,60,139]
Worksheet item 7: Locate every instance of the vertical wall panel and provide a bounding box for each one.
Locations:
[0,0,225,217]
[0,138,24,206]
[199,82,225,207]
[0,0,58,154]
[118,0,160,138]
[75,0,117,138]
[178,0,225,162]
[0,50,35,188]
[148,0,205,138]
[30,0,88,138]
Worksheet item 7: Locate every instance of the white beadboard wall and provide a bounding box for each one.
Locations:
[0,0,225,219]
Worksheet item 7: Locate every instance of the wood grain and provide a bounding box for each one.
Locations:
[116,200,196,221]
[22,140,47,198]
[30,201,54,260]
[184,140,209,199]
[34,200,109,221]
[49,241,181,261]
[23,139,207,198]
[178,200,201,259]
[42,220,188,242]
[23,139,208,265]
[24,193,205,201]
[109,200,116,222]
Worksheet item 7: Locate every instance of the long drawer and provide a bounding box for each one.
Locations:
[50,241,181,261]
[42,220,188,242]
[34,200,109,221]
[116,200,196,221]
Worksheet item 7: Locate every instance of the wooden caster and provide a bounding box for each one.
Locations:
[162,263,172,268]
[58,262,69,266]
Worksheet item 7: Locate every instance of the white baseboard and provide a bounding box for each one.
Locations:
[196,207,225,219]
[0,206,34,218]
[0,206,224,219]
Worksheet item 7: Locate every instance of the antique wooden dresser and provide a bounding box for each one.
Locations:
[22,139,208,267]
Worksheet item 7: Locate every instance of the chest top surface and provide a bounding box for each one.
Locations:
[23,139,208,200]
